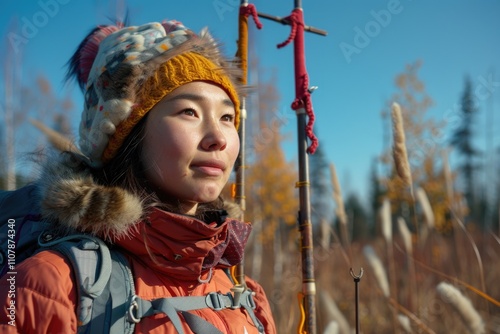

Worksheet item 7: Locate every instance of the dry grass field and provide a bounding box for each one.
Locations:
[245,225,500,333]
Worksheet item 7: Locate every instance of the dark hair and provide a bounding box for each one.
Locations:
[91,113,224,220]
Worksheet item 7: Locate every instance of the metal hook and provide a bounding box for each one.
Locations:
[350,267,364,282]
[308,86,318,94]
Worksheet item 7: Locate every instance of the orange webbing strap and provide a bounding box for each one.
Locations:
[297,292,307,334]
[236,3,262,85]
[236,10,248,85]
[230,265,239,285]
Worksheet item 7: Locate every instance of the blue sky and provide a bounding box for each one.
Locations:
[1,0,499,203]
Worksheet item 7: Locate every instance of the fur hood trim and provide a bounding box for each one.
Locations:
[38,152,143,241]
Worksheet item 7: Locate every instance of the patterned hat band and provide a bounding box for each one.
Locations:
[101,52,241,164]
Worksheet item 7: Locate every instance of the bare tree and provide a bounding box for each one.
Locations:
[1,22,74,189]
[1,18,23,190]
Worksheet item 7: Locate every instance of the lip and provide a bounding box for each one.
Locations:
[191,159,227,176]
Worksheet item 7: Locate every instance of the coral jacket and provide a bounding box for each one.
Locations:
[0,208,276,333]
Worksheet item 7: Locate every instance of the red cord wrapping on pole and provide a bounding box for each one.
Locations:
[240,4,263,29]
[277,9,318,154]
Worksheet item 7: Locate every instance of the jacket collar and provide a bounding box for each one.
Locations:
[115,208,251,280]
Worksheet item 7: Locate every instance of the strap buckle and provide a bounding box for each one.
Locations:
[205,292,233,311]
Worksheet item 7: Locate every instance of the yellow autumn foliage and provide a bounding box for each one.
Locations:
[246,133,298,242]
[381,61,465,233]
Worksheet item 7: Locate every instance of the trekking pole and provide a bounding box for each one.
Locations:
[257,3,326,333]
[231,0,262,288]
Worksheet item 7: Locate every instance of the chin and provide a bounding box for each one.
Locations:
[192,191,223,204]
[190,184,224,203]
[195,195,221,204]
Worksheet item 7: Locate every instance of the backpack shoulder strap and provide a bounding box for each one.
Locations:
[38,232,136,334]
[130,282,264,333]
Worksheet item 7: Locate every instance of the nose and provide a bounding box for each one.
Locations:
[200,120,227,151]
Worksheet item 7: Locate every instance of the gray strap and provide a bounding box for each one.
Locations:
[84,276,110,333]
[152,298,185,333]
[131,290,262,334]
[134,296,224,334]
[132,297,197,333]
[240,290,264,333]
[133,292,234,314]
[39,233,112,298]
[46,238,108,326]
[100,251,135,334]
[39,233,126,332]
[180,311,223,334]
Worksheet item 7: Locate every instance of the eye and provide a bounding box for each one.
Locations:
[182,109,196,117]
[221,114,234,122]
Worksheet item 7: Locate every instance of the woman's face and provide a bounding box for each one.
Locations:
[141,81,240,214]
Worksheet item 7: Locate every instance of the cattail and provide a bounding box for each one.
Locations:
[416,187,435,229]
[323,321,339,334]
[391,103,413,193]
[436,282,485,334]
[319,218,331,250]
[380,198,392,243]
[398,216,419,313]
[330,163,351,262]
[363,245,390,297]
[441,149,454,203]
[329,163,347,226]
[379,199,398,330]
[397,217,412,255]
[319,292,351,334]
[397,314,412,333]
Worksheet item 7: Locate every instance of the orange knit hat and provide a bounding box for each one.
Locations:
[103,52,240,163]
[68,20,241,167]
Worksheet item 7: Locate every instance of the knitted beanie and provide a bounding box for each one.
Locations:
[67,20,241,167]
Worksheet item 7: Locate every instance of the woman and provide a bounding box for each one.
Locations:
[0,19,276,333]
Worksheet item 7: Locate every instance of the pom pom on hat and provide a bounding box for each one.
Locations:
[68,20,242,167]
[66,25,122,91]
